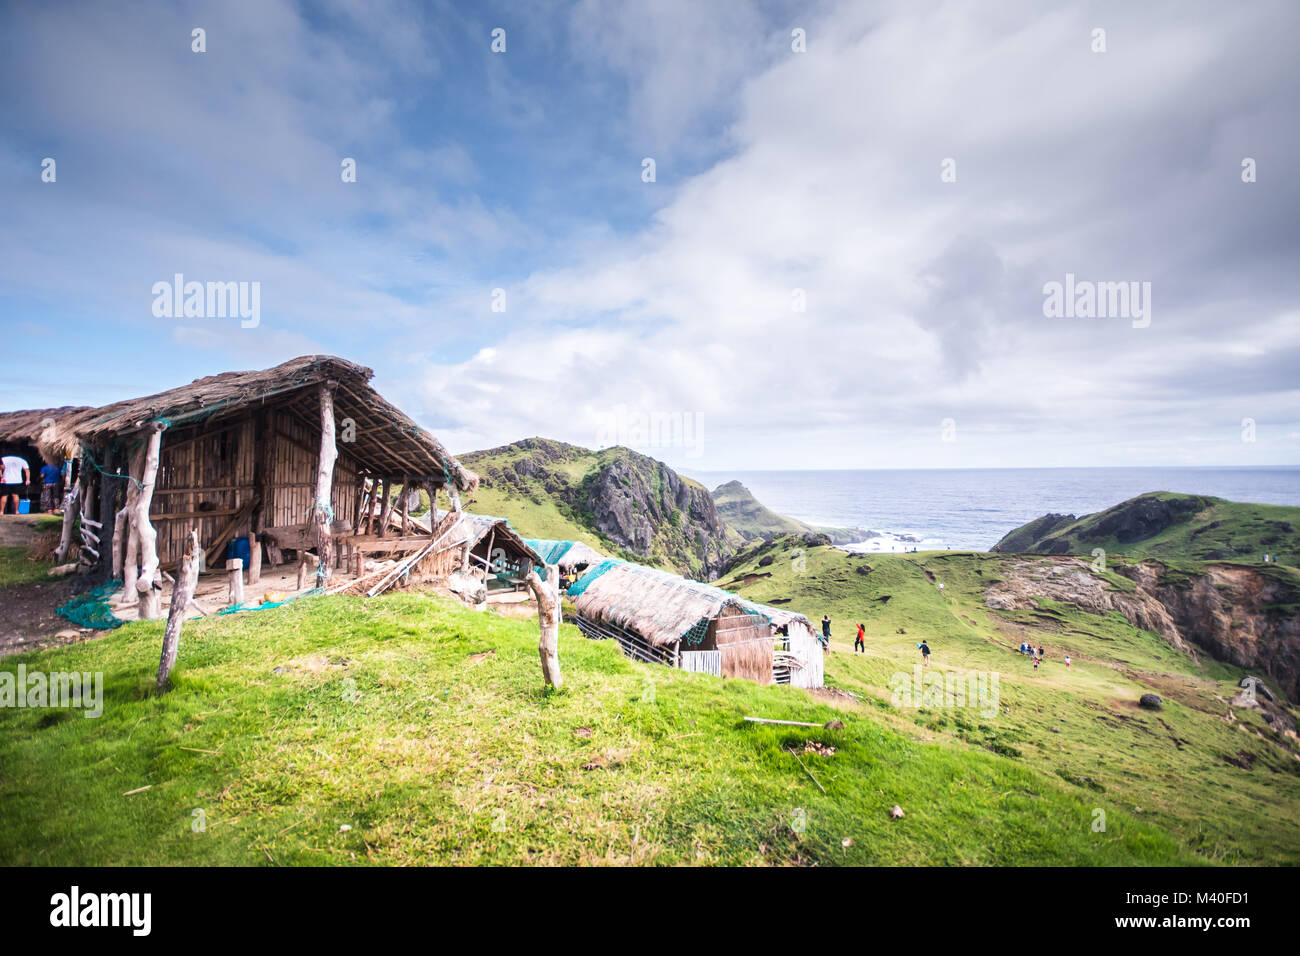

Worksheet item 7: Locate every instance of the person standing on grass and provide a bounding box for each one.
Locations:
[918,640,931,666]
[854,622,865,653]
[822,614,831,642]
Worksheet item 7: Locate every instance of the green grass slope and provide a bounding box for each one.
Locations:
[718,537,1300,864]
[994,492,1300,566]
[1,592,1204,866]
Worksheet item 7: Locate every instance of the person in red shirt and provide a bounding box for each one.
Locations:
[854,623,865,653]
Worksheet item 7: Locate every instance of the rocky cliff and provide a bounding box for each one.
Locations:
[987,556,1300,708]
[993,492,1299,563]
[459,438,735,579]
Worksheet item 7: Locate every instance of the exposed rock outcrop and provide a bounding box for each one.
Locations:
[986,557,1300,703]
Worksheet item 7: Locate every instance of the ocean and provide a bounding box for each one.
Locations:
[686,466,1300,553]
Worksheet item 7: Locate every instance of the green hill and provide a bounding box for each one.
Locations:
[458,438,739,578]
[994,492,1300,566]
[0,590,1217,866]
[711,480,868,545]
[714,535,1300,863]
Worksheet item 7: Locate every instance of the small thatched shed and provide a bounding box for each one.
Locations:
[568,560,823,687]
[426,513,544,600]
[40,354,478,619]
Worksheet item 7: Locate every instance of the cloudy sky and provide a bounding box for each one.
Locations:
[1,0,1297,471]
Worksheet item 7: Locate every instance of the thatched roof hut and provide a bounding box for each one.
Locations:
[568,560,823,687]
[0,406,92,464]
[37,355,480,610]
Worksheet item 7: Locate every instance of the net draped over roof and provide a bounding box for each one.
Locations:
[521,538,606,570]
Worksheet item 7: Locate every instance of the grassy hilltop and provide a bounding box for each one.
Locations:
[0,589,1219,866]
[995,492,1300,566]
[2,539,1297,864]
[3,459,1297,866]
[716,537,1300,863]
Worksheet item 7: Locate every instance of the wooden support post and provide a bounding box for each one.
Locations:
[377,477,394,538]
[120,443,145,600]
[525,564,563,689]
[482,527,496,583]
[54,481,81,563]
[157,530,201,690]
[352,478,365,538]
[400,475,410,537]
[311,382,338,586]
[353,550,363,578]
[248,533,261,585]
[297,552,320,591]
[91,447,117,584]
[135,423,166,620]
[226,558,244,606]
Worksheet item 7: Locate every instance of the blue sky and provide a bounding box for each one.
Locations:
[1,0,1298,472]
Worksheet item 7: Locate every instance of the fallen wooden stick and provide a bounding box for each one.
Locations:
[744,716,824,728]
[793,752,827,795]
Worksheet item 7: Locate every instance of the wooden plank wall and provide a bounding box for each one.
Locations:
[149,405,360,566]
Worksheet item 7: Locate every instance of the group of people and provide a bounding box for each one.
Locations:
[823,614,933,665]
[0,453,65,515]
[1018,641,1070,670]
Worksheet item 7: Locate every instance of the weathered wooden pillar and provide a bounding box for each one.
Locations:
[157,530,200,690]
[526,565,563,689]
[91,447,118,585]
[226,558,244,606]
[248,533,261,585]
[352,477,365,538]
[377,477,394,538]
[297,551,320,591]
[54,481,81,563]
[120,442,146,600]
[135,423,166,619]
[400,475,410,537]
[311,381,338,585]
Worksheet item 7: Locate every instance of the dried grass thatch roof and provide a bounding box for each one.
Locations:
[570,560,809,648]
[0,406,92,463]
[440,513,542,564]
[41,355,477,490]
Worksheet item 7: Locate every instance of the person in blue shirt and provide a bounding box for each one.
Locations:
[39,461,62,513]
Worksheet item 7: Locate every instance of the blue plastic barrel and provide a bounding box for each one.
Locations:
[226,536,251,566]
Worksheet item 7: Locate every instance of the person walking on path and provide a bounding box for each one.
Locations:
[917,640,931,666]
[854,623,865,653]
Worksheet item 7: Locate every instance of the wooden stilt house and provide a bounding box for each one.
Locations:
[49,355,478,617]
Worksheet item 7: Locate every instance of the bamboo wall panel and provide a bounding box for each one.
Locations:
[147,404,360,565]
